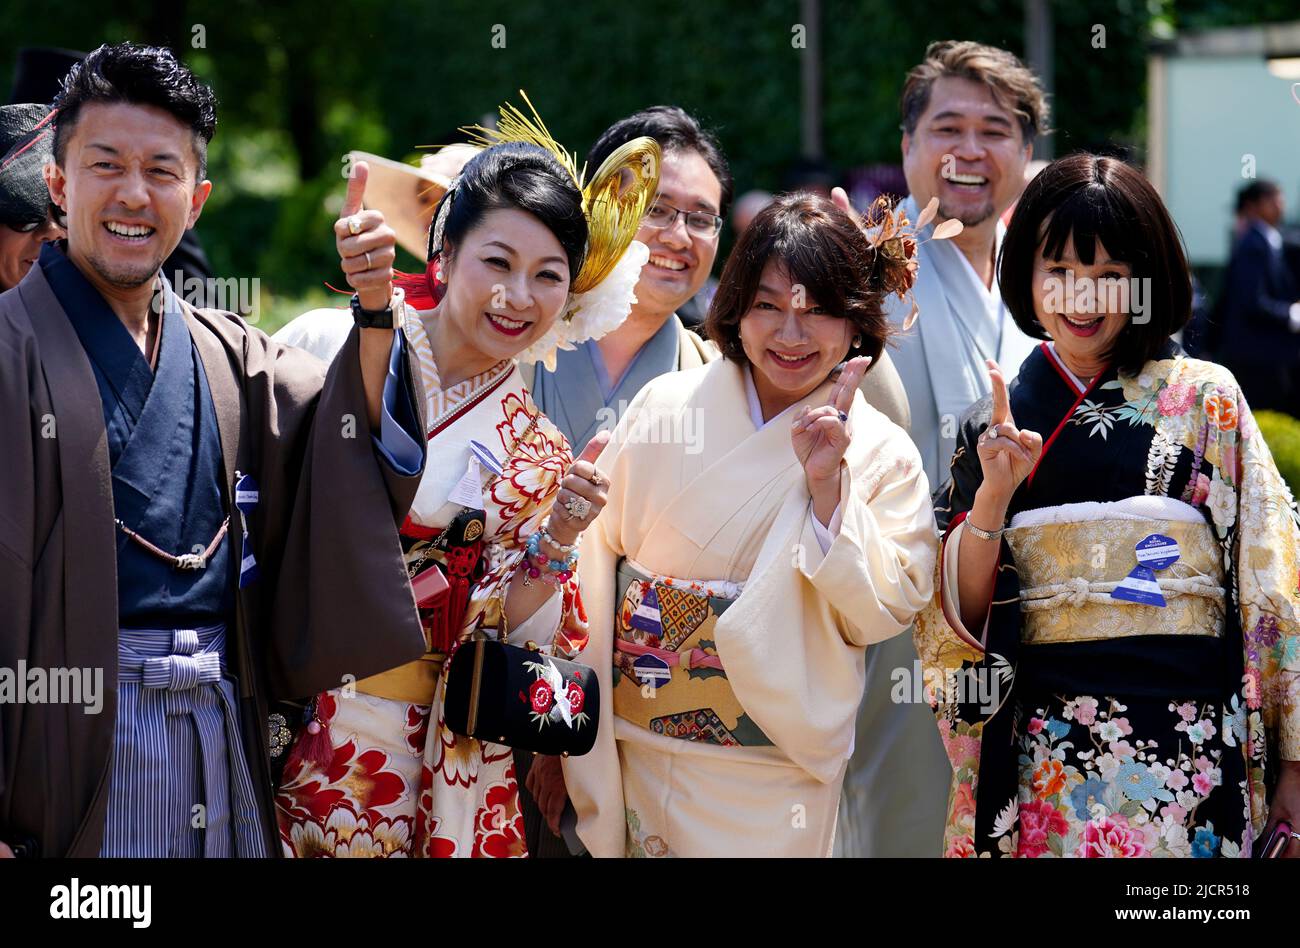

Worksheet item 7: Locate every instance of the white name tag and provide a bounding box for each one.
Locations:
[448,457,485,509]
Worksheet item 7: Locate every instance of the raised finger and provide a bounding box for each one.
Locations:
[830,187,861,227]
[341,161,369,218]
[575,430,611,466]
[831,356,872,413]
[986,359,1012,426]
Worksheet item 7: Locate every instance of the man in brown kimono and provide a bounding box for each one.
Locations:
[0,43,426,857]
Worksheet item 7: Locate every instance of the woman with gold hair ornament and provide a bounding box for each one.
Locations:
[272,96,660,857]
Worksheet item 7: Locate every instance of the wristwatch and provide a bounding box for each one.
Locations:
[350,292,395,329]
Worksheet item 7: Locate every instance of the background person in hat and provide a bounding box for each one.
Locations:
[0,103,62,291]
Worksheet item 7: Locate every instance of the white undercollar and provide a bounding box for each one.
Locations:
[1046,342,1091,395]
[743,364,805,429]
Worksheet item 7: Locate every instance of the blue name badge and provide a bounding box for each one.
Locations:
[468,440,504,478]
[630,585,663,637]
[633,653,671,686]
[1110,564,1166,607]
[1134,534,1180,571]
[1110,534,1179,608]
[234,472,260,588]
[234,475,260,511]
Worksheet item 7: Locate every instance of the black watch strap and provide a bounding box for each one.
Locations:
[350,293,395,329]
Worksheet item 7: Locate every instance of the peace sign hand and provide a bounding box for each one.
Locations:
[793,356,871,490]
[334,161,397,312]
[976,359,1043,508]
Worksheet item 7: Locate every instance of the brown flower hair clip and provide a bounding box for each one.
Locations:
[860,194,963,329]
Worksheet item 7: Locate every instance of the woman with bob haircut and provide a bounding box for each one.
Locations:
[561,192,939,856]
[916,152,1300,858]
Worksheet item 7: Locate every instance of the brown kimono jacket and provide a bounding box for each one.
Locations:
[0,262,428,856]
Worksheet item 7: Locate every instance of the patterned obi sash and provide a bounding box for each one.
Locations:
[612,559,771,747]
[1003,512,1226,646]
[357,513,485,706]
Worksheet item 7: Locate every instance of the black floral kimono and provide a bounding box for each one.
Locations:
[915,340,1300,857]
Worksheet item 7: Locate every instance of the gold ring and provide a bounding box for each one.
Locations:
[365,251,372,269]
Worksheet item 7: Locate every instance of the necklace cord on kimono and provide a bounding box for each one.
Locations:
[114,515,231,570]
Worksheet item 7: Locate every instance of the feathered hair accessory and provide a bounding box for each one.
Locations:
[433,91,661,369]
[859,194,963,330]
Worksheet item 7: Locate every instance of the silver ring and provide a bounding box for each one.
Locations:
[987,424,1000,441]
[347,215,362,236]
[564,496,592,521]
[1291,830,1300,841]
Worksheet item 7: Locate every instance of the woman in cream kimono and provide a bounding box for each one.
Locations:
[562,193,940,857]
[269,103,660,857]
[915,155,1300,858]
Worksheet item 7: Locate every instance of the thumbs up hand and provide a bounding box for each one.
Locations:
[334,161,397,312]
[547,431,612,547]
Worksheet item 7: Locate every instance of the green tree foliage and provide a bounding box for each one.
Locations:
[0,0,1292,330]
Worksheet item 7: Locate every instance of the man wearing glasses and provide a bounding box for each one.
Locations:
[522,106,727,856]
[526,105,726,454]
[0,104,63,291]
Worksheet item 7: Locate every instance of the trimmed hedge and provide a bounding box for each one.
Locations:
[1256,410,1300,500]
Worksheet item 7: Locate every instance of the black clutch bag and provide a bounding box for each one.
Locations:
[444,621,600,757]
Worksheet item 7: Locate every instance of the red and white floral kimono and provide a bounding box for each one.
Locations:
[270,302,586,857]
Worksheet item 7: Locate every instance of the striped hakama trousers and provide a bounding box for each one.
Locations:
[100,624,268,858]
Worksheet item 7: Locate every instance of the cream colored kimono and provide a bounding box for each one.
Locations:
[562,358,937,857]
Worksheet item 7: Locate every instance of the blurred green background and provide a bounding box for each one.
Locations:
[2,0,1295,332]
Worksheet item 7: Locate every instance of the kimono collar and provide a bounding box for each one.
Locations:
[38,240,181,427]
[742,363,816,429]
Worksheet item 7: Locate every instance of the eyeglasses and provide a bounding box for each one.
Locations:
[642,202,723,239]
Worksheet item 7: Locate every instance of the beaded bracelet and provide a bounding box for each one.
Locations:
[536,522,577,555]
[523,529,579,587]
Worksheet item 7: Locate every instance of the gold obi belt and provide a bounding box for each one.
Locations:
[611,560,772,747]
[355,653,446,706]
[1002,515,1226,646]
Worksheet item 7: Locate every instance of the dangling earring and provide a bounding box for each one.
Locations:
[852,334,863,349]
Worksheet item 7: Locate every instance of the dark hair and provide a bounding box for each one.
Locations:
[900,40,1049,142]
[1236,179,1280,214]
[52,44,216,180]
[704,192,896,368]
[425,141,587,278]
[587,106,733,218]
[998,153,1192,376]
